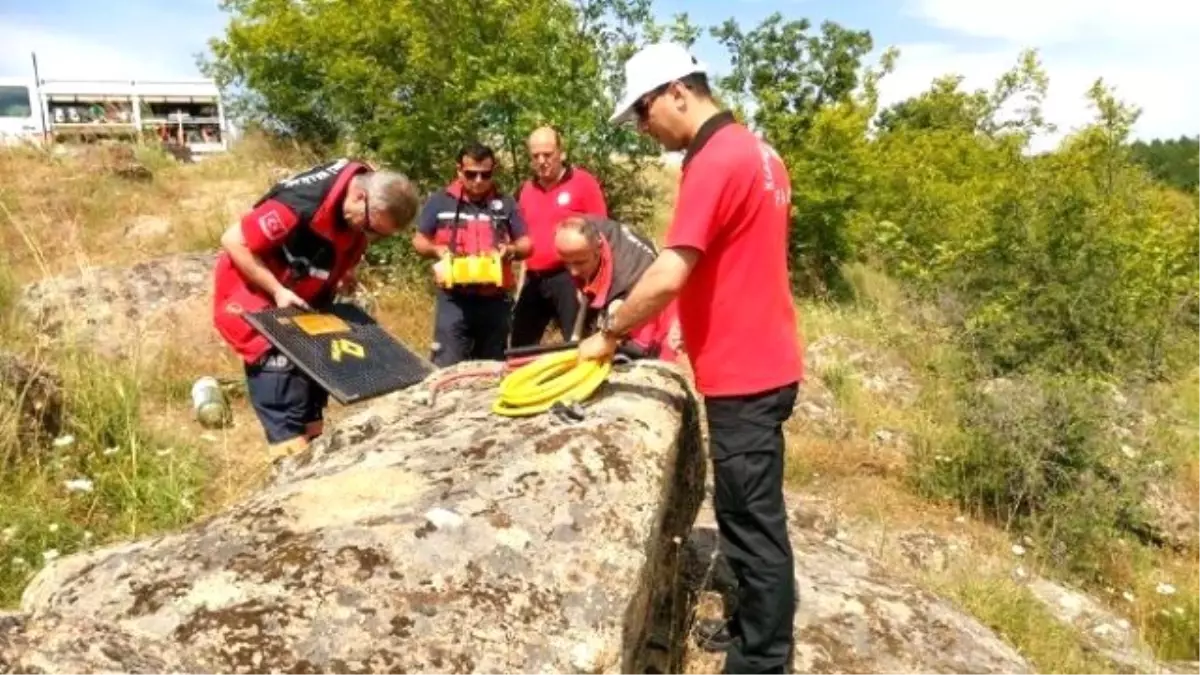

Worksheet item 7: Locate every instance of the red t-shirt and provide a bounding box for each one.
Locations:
[665,113,803,397]
[517,166,608,272]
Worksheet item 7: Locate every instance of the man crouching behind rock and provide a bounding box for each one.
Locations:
[211,158,419,459]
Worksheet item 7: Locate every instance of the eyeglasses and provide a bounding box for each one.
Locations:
[362,193,389,239]
[634,83,671,122]
[463,169,493,181]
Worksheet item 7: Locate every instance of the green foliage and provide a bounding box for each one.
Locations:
[201,0,687,231]
[202,0,712,278]
[710,14,875,296]
[859,62,1197,379]
[1143,583,1200,661]
[909,372,1158,580]
[0,349,208,607]
[1129,135,1199,193]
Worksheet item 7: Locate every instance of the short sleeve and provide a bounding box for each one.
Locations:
[416,197,441,237]
[664,164,730,254]
[584,173,609,218]
[240,199,300,253]
[505,197,529,238]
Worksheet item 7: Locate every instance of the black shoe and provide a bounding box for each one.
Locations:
[694,618,736,653]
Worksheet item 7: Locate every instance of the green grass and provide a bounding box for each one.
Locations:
[789,262,1200,666]
[938,574,1121,674]
[0,346,209,608]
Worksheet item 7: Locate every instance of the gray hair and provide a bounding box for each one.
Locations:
[358,170,420,227]
[557,215,603,248]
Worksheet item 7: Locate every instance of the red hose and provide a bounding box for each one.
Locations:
[425,354,565,405]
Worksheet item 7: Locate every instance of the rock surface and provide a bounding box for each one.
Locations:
[685,500,1035,674]
[18,252,217,360]
[0,350,63,448]
[0,361,706,674]
[1024,576,1162,674]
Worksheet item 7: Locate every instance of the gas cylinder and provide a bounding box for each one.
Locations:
[191,376,231,429]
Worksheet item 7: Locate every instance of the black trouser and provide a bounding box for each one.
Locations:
[430,290,512,367]
[510,267,581,347]
[705,382,799,674]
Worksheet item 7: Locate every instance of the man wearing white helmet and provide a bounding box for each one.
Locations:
[577,42,805,674]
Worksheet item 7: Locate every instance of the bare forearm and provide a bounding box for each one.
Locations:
[609,270,678,337]
[509,236,533,261]
[412,233,443,259]
[608,248,697,338]
[228,245,284,297]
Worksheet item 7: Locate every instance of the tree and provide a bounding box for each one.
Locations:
[709,14,874,297]
[200,0,690,272]
[1129,135,1200,193]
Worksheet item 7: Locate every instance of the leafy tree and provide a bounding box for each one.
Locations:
[200,0,692,274]
[709,14,874,296]
[1129,135,1199,193]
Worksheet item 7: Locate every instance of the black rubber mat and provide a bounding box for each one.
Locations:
[244,303,435,405]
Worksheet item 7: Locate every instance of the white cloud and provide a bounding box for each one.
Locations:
[0,24,194,81]
[908,0,1199,48]
[875,0,1199,151]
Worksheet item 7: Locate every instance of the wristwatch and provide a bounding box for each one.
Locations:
[598,309,627,341]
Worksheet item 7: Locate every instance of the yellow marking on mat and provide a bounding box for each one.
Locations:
[294,313,351,335]
[331,338,365,362]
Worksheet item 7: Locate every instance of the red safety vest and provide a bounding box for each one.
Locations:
[212,158,371,363]
[428,181,520,291]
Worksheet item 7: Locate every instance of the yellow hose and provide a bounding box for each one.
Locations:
[492,349,611,417]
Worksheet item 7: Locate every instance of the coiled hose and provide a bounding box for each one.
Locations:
[491,348,611,417]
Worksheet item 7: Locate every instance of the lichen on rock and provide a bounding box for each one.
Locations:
[3,360,706,674]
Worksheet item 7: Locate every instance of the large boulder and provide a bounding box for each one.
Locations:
[18,252,218,361]
[684,501,1035,674]
[0,361,706,674]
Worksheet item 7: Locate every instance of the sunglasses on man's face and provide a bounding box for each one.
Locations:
[463,169,493,181]
[634,83,671,121]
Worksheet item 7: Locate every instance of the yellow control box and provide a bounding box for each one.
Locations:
[434,253,504,288]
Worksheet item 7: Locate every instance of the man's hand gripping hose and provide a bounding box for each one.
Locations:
[491,349,611,417]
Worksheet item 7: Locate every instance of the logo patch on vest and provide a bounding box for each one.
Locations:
[258,210,286,241]
[557,192,572,206]
[490,199,504,211]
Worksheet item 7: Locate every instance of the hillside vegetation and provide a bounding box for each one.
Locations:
[1,0,1197,671]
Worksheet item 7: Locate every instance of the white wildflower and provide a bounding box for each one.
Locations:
[1122,591,1135,602]
[180,497,194,511]
[64,478,94,494]
[42,549,59,562]
[1011,544,1026,556]
[47,523,59,533]
[155,448,173,457]
[1,526,15,542]
[52,435,75,448]
[11,556,26,568]
[1156,582,1176,596]
[82,531,94,542]
[102,446,119,456]
[954,516,966,524]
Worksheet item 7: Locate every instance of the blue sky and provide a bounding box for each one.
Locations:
[2,0,1195,151]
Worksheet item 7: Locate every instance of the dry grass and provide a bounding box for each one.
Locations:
[0,136,321,604]
[1,135,1196,672]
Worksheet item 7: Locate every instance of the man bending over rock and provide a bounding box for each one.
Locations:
[211,158,420,458]
[555,215,680,361]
